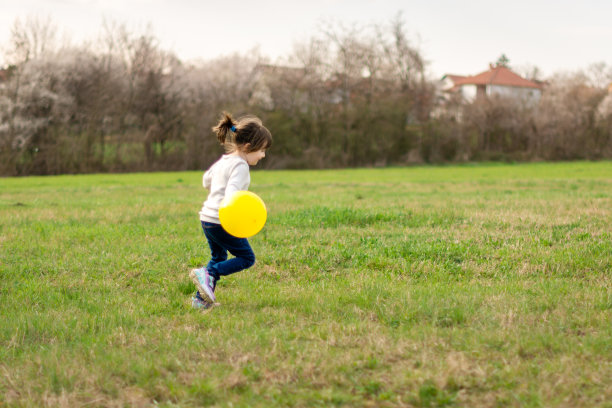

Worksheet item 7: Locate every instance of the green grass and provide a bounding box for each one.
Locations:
[1,161,611,407]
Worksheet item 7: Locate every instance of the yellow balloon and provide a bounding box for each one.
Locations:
[219,191,267,238]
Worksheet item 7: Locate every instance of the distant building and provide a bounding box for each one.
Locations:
[442,64,543,103]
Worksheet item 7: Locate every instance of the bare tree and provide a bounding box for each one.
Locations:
[0,16,62,174]
[586,62,612,89]
[535,72,607,159]
[4,15,58,65]
[515,63,544,82]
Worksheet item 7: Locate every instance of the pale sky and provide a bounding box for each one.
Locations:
[1,0,611,79]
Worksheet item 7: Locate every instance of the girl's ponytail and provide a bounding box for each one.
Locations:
[211,111,272,154]
[212,112,236,145]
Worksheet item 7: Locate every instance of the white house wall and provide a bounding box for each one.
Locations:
[460,84,477,101]
[487,85,541,103]
[457,84,541,103]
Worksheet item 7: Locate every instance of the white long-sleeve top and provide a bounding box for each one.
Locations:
[199,155,250,223]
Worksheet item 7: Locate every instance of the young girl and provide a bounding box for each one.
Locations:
[190,112,272,309]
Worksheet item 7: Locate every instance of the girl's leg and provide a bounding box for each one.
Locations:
[203,222,255,280]
[204,226,228,270]
[194,222,228,302]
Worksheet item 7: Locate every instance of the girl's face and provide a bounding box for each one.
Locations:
[245,148,266,165]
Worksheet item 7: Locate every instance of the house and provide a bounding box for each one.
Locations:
[441,64,543,103]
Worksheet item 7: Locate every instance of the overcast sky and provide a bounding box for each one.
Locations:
[1,0,611,79]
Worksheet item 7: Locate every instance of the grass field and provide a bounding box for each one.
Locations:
[1,161,611,407]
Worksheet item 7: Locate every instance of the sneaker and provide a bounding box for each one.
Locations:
[191,293,213,310]
[189,267,216,303]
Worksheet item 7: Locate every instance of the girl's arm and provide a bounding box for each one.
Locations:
[225,163,250,198]
[203,169,213,190]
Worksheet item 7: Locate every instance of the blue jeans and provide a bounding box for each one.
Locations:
[202,221,255,281]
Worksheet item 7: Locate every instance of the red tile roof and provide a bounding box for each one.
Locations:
[452,65,542,89]
[444,74,467,82]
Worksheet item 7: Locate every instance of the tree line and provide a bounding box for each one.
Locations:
[1,15,611,176]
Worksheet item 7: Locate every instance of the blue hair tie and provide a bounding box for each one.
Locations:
[230,125,237,132]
